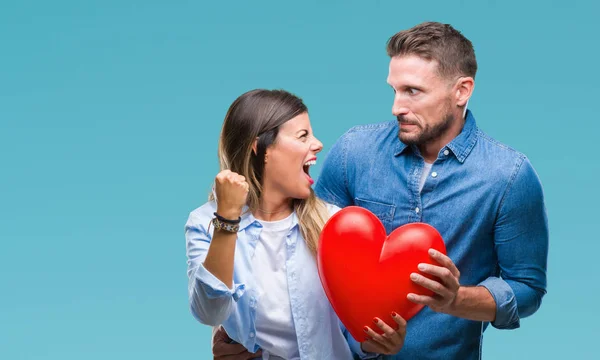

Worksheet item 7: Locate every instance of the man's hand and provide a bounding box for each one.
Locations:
[361,313,407,354]
[407,248,461,313]
[212,326,262,360]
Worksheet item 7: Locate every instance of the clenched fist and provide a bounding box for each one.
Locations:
[215,170,249,220]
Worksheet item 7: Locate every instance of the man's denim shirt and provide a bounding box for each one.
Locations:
[315,110,549,360]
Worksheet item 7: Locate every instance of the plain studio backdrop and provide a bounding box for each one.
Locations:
[1,1,598,359]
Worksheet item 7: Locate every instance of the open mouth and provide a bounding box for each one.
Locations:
[303,159,316,184]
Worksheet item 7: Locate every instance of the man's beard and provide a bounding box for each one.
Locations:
[397,107,455,146]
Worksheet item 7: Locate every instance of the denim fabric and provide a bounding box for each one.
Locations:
[315,110,549,360]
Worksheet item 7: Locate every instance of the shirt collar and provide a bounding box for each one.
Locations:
[446,109,478,163]
[393,121,408,156]
[238,206,299,231]
[393,109,479,163]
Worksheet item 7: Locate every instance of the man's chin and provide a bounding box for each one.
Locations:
[399,134,422,146]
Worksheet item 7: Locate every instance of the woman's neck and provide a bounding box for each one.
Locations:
[254,191,293,221]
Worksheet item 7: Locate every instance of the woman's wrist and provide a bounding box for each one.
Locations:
[215,207,242,220]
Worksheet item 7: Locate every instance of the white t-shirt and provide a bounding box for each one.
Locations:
[419,162,433,193]
[253,213,299,359]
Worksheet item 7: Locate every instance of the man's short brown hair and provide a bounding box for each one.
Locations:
[386,22,477,80]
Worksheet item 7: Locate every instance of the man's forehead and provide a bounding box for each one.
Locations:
[387,56,441,85]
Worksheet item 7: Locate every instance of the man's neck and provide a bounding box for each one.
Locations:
[419,112,466,163]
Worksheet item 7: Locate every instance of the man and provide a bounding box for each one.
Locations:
[213,21,548,359]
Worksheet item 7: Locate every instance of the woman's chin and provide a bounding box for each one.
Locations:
[292,189,312,201]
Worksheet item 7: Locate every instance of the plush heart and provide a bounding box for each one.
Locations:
[317,206,446,342]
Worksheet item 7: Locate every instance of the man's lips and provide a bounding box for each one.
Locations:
[399,122,419,129]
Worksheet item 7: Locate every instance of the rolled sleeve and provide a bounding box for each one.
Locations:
[479,277,519,329]
[185,207,246,326]
[195,263,246,301]
[490,157,549,329]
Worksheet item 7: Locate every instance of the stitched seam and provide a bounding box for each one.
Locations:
[477,130,522,155]
[494,155,526,224]
[478,321,484,360]
[343,132,349,197]
[354,198,395,221]
[346,121,396,133]
[459,128,479,161]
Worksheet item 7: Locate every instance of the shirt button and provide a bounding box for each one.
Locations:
[431,172,438,178]
[249,332,255,338]
[444,150,450,156]
[415,207,420,214]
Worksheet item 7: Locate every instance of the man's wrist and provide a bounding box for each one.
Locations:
[442,285,497,322]
[448,286,464,313]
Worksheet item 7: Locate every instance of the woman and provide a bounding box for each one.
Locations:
[185,89,405,359]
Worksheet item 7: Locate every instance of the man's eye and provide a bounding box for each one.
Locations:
[407,88,419,95]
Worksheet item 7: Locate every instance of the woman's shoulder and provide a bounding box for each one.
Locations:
[187,200,218,224]
[324,202,342,216]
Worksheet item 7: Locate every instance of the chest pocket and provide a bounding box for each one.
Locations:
[354,198,396,234]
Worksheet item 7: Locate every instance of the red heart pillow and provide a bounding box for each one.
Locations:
[318,206,446,342]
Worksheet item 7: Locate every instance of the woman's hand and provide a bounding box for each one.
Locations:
[360,312,407,355]
[215,170,249,219]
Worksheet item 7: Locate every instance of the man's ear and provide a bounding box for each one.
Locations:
[455,77,474,107]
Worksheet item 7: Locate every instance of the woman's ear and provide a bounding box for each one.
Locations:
[252,137,258,155]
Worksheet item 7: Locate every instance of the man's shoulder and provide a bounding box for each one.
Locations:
[475,129,527,162]
[336,120,398,153]
[344,120,397,136]
[472,129,533,182]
